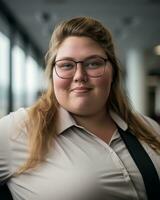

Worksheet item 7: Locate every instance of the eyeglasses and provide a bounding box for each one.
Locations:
[54,56,109,79]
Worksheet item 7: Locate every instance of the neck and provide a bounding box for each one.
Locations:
[73,109,108,127]
[72,109,117,143]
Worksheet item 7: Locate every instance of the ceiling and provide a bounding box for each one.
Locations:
[1,0,160,70]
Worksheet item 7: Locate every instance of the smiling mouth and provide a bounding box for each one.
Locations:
[71,87,92,93]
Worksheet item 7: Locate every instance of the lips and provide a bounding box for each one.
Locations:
[71,86,92,93]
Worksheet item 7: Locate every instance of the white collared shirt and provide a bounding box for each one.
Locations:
[0,107,160,200]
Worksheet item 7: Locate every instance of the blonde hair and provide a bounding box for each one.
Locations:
[17,16,160,174]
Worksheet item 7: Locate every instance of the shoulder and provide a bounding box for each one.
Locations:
[0,108,29,147]
[0,107,28,147]
[0,108,27,136]
[0,108,28,182]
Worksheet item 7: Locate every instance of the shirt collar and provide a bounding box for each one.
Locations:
[56,107,76,135]
[109,111,128,131]
[56,107,128,135]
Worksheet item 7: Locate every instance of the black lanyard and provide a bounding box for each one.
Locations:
[0,183,13,200]
[118,127,160,200]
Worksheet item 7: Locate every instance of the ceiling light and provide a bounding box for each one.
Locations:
[154,45,160,55]
[44,0,66,4]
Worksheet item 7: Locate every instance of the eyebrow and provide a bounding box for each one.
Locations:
[55,54,107,62]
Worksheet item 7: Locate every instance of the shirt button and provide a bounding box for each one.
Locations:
[123,171,129,179]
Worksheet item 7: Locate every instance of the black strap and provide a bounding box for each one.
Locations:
[0,183,13,200]
[118,127,160,200]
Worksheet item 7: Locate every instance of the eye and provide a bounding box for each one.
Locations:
[56,60,75,70]
[85,58,104,69]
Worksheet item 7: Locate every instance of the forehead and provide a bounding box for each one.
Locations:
[56,36,106,60]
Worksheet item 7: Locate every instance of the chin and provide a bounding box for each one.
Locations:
[68,107,97,117]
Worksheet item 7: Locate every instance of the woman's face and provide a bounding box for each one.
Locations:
[53,36,113,116]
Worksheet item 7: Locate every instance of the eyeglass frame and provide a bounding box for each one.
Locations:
[53,55,109,79]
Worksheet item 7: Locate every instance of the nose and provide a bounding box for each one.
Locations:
[73,63,88,82]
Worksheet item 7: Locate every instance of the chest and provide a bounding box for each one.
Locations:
[9,129,160,200]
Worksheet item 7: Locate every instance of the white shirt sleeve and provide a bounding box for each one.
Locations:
[0,113,13,183]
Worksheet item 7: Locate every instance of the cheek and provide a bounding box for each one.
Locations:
[95,71,113,93]
[53,70,71,96]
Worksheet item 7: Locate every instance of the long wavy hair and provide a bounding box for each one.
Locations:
[17,16,160,174]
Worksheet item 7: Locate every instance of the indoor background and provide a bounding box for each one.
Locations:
[0,0,160,123]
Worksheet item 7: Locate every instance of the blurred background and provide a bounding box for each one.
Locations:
[0,0,160,123]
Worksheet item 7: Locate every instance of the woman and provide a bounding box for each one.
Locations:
[0,17,160,200]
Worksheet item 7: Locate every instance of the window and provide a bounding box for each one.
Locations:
[26,55,42,106]
[0,32,10,117]
[12,44,26,110]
